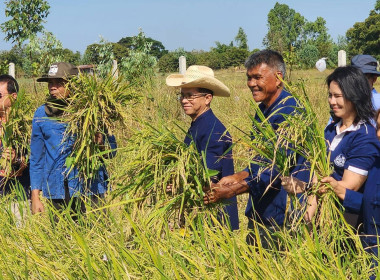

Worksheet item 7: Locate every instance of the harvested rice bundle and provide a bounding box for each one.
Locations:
[63,72,139,182]
[113,122,221,224]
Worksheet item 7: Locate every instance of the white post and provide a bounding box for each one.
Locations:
[8,63,15,78]
[179,56,186,74]
[338,50,346,67]
[112,60,118,79]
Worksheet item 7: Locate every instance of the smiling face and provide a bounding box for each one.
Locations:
[180,87,212,121]
[0,82,17,113]
[246,63,283,108]
[328,81,356,122]
[48,78,69,99]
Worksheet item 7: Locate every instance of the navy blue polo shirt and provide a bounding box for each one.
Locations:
[326,120,380,248]
[184,109,239,230]
[324,121,380,183]
[244,90,310,226]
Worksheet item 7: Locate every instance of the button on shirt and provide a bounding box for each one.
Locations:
[184,109,239,230]
[244,90,310,226]
[30,105,117,199]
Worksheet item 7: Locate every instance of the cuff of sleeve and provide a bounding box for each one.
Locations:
[30,185,42,191]
[343,189,363,214]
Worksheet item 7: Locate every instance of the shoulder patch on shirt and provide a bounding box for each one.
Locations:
[334,154,346,168]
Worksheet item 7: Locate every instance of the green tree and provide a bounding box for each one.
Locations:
[118,33,168,59]
[119,30,157,87]
[263,2,306,53]
[24,30,64,76]
[82,43,101,65]
[296,44,320,68]
[1,0,50,47]
[346,0,380,59]
[112,43,129,62]
[60,48,81,65]
[303,17,332,57]
[235,27,248,50]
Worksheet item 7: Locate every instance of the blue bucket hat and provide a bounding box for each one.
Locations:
[351,54,380,76]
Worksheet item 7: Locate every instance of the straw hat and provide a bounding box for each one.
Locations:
[166,65,230,97]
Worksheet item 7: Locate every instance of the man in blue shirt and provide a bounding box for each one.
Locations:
[203,50,309,241]
[166,65,239,230]
[351,54,380,110]
[30,62,116,216]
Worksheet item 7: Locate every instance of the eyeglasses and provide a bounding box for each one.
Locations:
[177,93,207,101]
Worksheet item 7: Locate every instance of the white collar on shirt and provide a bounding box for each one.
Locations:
[330,120,365,151]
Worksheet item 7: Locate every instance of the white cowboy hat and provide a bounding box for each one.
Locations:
[166,65,230,97]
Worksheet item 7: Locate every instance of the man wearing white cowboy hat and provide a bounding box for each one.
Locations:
[166,65,239,231]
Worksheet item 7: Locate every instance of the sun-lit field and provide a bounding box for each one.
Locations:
[0,68,378,279]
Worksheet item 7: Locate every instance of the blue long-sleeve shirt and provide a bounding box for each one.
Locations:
[244,90,310,226]
[30,105,117,199]
[184,109,239,230]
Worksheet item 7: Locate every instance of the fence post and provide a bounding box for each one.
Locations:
[338,50,346,67]
[8,62,15,78]
[112,60,118,79]
[179,56,186,74]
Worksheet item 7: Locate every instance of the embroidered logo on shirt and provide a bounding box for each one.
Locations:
[334,154,346,168]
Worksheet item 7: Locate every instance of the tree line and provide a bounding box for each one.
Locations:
[0,0,379,77]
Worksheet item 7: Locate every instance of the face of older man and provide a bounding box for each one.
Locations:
[179,87,212,121]
[246,63,283,108]
[48,78,69,99]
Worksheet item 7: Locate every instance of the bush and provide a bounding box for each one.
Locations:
[158,49,197,73]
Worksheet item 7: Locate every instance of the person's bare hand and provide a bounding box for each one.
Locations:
[319,176,347,199]
[218,171,247,186]
[281,176,307,194]
[203,182,234,205]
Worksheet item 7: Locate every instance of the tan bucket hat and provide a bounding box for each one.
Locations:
[166,65,230,97]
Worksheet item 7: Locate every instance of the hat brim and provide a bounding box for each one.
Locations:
[36,76,70,82]
[166,75,230,97]
[361,69,380,76]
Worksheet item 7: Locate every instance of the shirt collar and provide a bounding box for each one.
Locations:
[335,120,364,135]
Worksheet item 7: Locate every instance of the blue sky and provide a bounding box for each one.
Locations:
[0,0,377,54]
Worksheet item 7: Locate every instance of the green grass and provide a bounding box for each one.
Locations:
[0,69,377,279]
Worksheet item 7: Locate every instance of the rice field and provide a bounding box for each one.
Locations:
[0,68,378,279]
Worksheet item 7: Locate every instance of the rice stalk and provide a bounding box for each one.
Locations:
[62,72,140,183]
[112,121,221,227]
